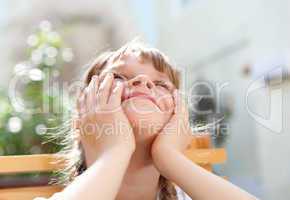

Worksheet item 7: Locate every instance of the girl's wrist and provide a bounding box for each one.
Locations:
[108,143,136,157]
[84,142,135,167]
[93,144,134,166]
[152,144,180,171]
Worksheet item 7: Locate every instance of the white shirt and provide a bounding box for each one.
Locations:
[156,185,192,200]
[175,185,192,200]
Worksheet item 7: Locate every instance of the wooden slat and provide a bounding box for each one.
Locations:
[0,186,63,200]
[0,154,65,174]
[195,135,211,148]
[199,164,213,172]
[190,134,211,148]
[184,148,227,164]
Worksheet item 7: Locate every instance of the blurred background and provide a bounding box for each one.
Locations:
[0,0,290,199]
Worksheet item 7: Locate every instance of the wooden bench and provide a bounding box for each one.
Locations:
[0,135,227,200]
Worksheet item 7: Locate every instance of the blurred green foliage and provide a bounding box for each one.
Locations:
[0,21,73,156]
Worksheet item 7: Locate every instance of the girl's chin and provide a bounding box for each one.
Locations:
[123,109,168,136]
[127,114,165,139]
[121,98,172,133]
[122,99,163,121]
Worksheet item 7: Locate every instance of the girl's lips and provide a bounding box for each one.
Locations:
[121,91,157,105]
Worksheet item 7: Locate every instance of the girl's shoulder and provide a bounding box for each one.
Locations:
[175,185,192,200]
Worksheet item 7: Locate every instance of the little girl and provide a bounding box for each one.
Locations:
[35,40,259,200]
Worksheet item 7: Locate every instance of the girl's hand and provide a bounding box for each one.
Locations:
[76,73,135,166]
[151,90,193,163]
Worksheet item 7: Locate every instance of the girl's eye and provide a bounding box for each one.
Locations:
[113,73,127,81]
[155,81,171,90]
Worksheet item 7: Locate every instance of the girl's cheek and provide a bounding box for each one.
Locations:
[159,94,174,113]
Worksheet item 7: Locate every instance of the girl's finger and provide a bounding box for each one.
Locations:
[87,75,99,108]
[83,86,90,115]
[77,87,87,117]
[97,72,114,105]
[76,94,82,114]
[180,92,189,117]
[173,90,187,116]
[76,85,86,110]
[173,89,179,114]
[108,81,124,106]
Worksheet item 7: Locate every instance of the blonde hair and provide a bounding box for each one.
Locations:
[50,40,181,200]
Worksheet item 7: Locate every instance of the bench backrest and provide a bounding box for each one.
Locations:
[0,135,227,200]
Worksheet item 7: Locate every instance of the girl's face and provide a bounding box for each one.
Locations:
[99,53,176,138]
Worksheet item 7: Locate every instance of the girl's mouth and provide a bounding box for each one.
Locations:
[122,91,157,105]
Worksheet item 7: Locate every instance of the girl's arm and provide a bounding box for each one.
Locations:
[151,90,259,200]
[35,145,133,200]
[153,146,258,200]
[58,74,135,200]
[59,145,133,200]
[36,74,135,200]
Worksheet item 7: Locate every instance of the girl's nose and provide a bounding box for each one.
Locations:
[128,75,154,90]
